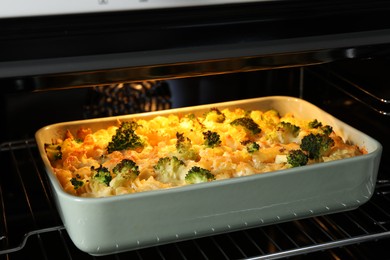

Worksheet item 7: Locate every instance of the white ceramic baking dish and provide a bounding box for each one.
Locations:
[35,96,382,256]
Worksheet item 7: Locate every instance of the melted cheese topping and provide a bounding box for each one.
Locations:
[46,108,366,197]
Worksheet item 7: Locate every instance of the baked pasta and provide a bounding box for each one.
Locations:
[45,107,366,197]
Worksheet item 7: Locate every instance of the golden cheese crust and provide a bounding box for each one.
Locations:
[45,108,366,197]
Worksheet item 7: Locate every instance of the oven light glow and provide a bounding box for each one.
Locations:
[345,48,357,59]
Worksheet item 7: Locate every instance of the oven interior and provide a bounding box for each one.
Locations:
[1,2,390,259]
[0,58,389,260]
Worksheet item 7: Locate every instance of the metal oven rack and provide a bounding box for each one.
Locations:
[1,138,390,260]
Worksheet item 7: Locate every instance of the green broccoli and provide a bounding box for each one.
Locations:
[175,132,200,161]
[153,156,187,184]
[70,177,84,190]
[74,138,83,143]
[278,121,300,137]
[308,119,333,136]
[300,133,335,160]
[185,166,215,184]
[203,130,222,148]
[203,107,226,123]
[187,113,196,120]
[308,119,322,129]
[91,165,112,186]
[271,121,301,144]
[230,117,261,135]
[241,140,260,153]
[320,125,333,136]
[287,149,309,167]
[110,159,140,188]
[44,143,62,161]
[112,159,140,178]
[107,121,144,153]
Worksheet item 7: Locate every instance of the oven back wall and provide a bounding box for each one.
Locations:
[1,88,88,141]
[0,69,300,142]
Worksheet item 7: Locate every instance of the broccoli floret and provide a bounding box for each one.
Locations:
[112,159,140,178]
[45,143,62,161]
[186,113,196,120]
[175,132,200,161]
[74,138,83,143]
[185,166,215,184]
[202,130,222,148]
[91,165,112,186]
[230,117,261,135]
[308,119,322,129]
[300,133,335,160]
[107,121,144,153]
[308,119,333,136]
[287,149,309,167]
[153,156,187,184]
[279,121,300,137]
[110,159,140,188]
[241,140,260,153]
[70,177,84,190]
[114,159,139,176]
[247,142,260,153]
[271,121,301,144]
[321,125,333,136]
[204,107,226,123]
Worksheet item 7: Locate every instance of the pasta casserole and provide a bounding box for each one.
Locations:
[45,107,366,197]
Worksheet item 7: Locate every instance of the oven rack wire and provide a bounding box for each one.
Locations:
[1,139,390,259]
[306,66,390,117]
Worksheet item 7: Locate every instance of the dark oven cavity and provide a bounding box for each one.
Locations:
[1,1,390,259]
[0,62,389,259]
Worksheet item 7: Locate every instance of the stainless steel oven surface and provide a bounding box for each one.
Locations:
[1,1,390,259]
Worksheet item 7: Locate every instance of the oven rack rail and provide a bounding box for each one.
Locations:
[306,66,390,117]
[1,139,390,259]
